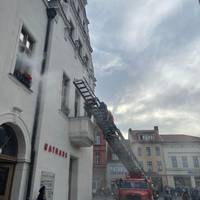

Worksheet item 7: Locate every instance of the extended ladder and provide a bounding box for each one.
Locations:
[73,79,145,177]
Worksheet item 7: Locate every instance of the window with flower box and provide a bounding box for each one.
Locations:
[14,26,34,88]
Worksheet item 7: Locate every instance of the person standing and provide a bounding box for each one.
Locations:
[182,190,190,200]
[36,186,46,200]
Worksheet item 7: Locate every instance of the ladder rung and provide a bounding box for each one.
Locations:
[81,91,90,94]
[75,81,84,84]
[84,95,93,98]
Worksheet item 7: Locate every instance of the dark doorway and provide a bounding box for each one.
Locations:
[68,156,78,200]
[0,124,18,200]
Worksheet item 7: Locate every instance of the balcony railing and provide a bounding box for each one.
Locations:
[68,116,95,147]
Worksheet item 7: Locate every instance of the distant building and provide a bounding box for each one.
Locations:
[106,146,128,188]
[161,134,200,188]
[93,130,107,193]
[128,126,167,190]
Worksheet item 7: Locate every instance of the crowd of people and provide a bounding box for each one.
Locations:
[163,186,200,200]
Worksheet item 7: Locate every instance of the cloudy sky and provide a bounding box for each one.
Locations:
[86,0,200,137]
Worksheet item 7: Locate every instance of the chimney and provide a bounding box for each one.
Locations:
[154,126,159,132]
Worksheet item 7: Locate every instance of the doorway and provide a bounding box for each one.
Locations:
[0,163,15,200]
[68,156,78,200]
[0,124,18,200]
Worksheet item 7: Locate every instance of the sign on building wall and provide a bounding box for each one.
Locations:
[40,171,55,200]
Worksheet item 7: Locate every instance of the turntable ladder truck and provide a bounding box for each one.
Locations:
[73,79,154,200]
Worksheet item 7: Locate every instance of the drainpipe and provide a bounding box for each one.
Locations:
[26,7,57,200]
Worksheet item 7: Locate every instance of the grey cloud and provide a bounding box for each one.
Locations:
[87,0,200,136]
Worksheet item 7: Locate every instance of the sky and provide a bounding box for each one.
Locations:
[86,0,200,137]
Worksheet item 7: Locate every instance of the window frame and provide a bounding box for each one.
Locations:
[193,156,200,168]
[14,25,35,89]
[61,72,70,116]
[137,147,142,156]
[171,156,178,168]
[95,152,100,165]
[95,135,101,145]
[146,147,151,156]
[182,156,188,168]
[74,89,81,117]
[147,161,153,172]
[69,20,75,43]
[155,146,161,156]
[157,161,162,171]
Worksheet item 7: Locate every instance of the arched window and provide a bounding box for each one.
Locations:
[0,124,18,158]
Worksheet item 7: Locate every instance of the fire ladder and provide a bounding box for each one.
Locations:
[73,78,145,177]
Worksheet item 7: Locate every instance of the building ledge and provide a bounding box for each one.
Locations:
[68,116,96,147]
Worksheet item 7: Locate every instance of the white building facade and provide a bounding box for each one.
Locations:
[0,0,96,200]
[161,135,200,189]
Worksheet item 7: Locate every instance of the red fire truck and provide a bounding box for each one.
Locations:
[111,177,154,200]
[74,79,157,200]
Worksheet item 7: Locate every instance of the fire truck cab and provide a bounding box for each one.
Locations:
[112,177,154,200]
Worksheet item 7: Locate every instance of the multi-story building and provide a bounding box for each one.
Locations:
[128,126,167,190]
[161,134,200,188]
[92,130,107,193]
[0,0,96,200]
[106,146,128,189]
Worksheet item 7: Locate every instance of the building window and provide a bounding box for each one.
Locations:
[195,177,200,187]
[146,147,151,156]
[111,153,119,161]
[147,161,153,172]
[0,125,18,157]
[155,146,160,156]
[171,156,178,168]
[75,39,83,58]
[182,156,188,168]
[83,54,89,67]
[77,7,80,16]
[95,152,100,165]
[14,26,34,88]
[139,135,143,140]
[174,176,191,188]
[139,161,143,168]
[95,134,100,145]
[74,90,80,117]
[61,73,70,116]
[69,21,75,42]
[193,156,200,168]
[138,147,142,156]
[157,161,162,171]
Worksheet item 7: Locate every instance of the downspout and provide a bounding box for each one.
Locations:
[26,7,57,200]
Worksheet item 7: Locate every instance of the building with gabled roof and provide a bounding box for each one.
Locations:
[128,126,167,190]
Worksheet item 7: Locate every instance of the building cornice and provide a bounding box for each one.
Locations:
[69,0,93,52]
[48,0,92,53]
